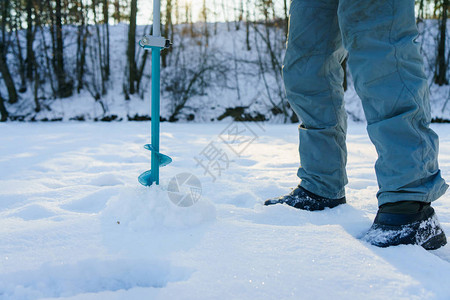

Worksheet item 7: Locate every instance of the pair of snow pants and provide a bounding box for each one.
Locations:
[283,0,448,205]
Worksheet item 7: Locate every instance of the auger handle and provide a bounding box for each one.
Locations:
[153,0,161,37]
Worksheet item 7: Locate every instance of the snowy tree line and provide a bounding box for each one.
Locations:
[0,0,449,122]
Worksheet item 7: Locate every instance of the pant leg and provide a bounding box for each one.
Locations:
[283,0,348,199]
[337,0,448,205]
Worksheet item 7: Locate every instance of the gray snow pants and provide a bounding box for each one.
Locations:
[283,0,448,205]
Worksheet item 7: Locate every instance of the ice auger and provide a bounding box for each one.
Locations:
[138,0,172,186]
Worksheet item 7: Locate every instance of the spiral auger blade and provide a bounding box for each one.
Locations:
[138,144,172,186]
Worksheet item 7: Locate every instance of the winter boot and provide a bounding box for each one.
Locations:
[363,201,447,250]
[264,185,346,211]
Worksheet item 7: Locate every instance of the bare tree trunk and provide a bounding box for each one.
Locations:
[55,0,65,86]
[1,0,18,103]
[232,38,241,100]
[283,0,288,41]
[162,0,172,68]
[188,3,194,36]
[136,50,149,92]
[13,4,27,92]
[0,93,8,121]
[38,21,57,98]
[127,0,137,94]
[235,0,243,31]
[254,1,289,121]
[435,0,448,85]
[26,0,35,81]
[47,0,57,67]
[113,0,120,23]
[202,0,209,46]
[34,65,40,112]
[14,26,27,93]
[93,0,106,94]
[76,0,88,92]
[434,0,439,18]
[0,53,18,104]
[221,0,230,31]
[174,0,179,24]
[63,0,69,24]
[417,0,425,23]
[77,28,88,92]
[245,0,251,51]
[213,0,218,34]
[54,0,72,97]
[103,0,110,80]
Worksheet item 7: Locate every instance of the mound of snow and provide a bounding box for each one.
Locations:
[101,185,216,231]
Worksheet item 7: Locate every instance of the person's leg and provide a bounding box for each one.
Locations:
[337,0,448,206]
[283,0,348,200]
[337,0,447,249]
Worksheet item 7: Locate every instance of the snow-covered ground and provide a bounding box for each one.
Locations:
[0,121,450,300]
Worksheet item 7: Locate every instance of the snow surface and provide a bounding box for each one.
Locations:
[0,121,450,299]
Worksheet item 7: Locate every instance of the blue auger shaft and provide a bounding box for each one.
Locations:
[151,47,161,185]
[151,0,162,185]
[136,0,173,186]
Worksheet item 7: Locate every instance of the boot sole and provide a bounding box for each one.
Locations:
[421,231,448,250]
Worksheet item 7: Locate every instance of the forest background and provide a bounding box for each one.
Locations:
[1,0,449,123]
